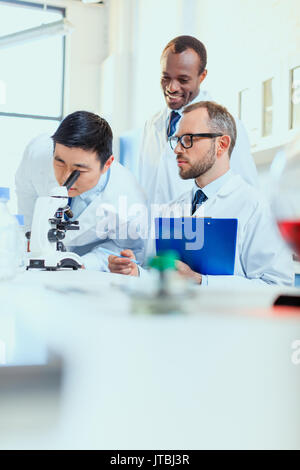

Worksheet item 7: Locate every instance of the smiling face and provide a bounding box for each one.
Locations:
[53,143,113,197]
[160,48,207,110]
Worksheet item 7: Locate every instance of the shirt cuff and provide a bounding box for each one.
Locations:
[81,252,108,271]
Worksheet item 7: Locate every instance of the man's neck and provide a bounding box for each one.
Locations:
[195,162,230,189]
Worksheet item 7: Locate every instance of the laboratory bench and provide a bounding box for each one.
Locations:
[0,269,299,450]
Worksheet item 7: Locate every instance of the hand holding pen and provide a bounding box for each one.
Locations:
[107,249,139,276]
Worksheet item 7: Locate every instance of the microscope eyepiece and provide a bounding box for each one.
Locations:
[63,170,81,190]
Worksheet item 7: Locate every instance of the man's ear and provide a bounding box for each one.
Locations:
[216,135,231,157]
[101,155,114,173]
[198,69,207,85]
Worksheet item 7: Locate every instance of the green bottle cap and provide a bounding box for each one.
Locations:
[148,250,179,271]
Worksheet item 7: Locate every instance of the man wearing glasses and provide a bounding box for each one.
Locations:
[138,35,258,205]
[109,101,293,287]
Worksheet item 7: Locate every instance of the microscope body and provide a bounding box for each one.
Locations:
[27,185,83,270]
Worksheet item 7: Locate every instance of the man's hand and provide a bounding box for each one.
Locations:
[176,260,202,284]
[108,249,139,276]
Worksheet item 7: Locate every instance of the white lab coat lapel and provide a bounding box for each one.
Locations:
[63,162,131,246]
[36,152,57,196]
[150,109,171,202]
[164,190,193,217]
[166,174,244,218]
[145,92,214,204]
[65,194,105,246]
[139,88,258,205]
[193,174,244,217]
[45,168,58,195]
[153,108,168,144]
[152,107,192,203]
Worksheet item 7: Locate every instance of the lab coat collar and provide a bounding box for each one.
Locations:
[77,168,110,203]
[64,162,126,245]
[174,172,244,209]
[192,169,233,200]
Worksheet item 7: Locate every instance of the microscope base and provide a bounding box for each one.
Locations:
[26,252,83,271]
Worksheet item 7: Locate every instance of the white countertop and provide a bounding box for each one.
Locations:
[0,269,300,449]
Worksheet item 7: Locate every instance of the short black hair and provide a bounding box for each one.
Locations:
[52,111,113,167]
[162,35,207,75]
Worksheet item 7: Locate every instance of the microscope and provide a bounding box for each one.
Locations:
[26,170,83,270]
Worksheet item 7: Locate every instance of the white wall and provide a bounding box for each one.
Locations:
[27,0,108,115]
[7,0,300,150]
[0,0,107,211]
[133,0,185,128]
[63,0,108,114]
[104,0,300,172]
[195,0,300,163]
[5,0,300,201]
[101,0,200,135]
[99,0,137,137]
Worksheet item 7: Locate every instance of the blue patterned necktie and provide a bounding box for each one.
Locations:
[167,111,181,138]
[191,189,207,215]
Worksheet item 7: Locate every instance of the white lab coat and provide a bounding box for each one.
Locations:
[15,134,148,270]
[138,90,258,204]
[144,173,294,287]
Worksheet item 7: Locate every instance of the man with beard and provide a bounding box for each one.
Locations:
[138,35,258,204]
[108,101,293,287]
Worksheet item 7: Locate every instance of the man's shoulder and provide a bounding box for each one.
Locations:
[23,133,53,163]
[170,174,260,204]
[163,189,193,214]
[110,159,138,179]
[221,173,270,214]
[144,107,168,129]
[219,173,255,197]
[107,160,146,201]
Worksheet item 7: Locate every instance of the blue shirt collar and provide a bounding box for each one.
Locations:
[193,169,232,200]
[78,168,110,203]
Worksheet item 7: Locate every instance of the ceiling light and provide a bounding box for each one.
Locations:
[0,18,74,49]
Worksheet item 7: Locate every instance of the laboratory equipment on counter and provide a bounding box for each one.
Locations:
[0,187,18,281]
[270,134,300,303]
[271,135,300,258]
[26,170,83,271]
[15,214,26,271]
[131,250,195,314]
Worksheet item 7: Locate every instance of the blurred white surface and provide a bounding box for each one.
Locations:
[0,270,299,449]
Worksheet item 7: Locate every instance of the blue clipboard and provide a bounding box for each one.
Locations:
[155,217,238,275]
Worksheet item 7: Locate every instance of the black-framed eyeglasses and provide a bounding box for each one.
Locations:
[169,133,223,150]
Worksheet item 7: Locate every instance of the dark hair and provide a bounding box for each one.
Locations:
[52,111,113,167]
[162,35,207,75]
[183,101,237,157]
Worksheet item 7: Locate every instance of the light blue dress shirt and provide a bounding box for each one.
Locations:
[192,169,233,201]
[192,170,233,285]
[67,169,111,270]
[69,169,110,220]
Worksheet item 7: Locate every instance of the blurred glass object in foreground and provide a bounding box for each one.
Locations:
[271,134,300,258]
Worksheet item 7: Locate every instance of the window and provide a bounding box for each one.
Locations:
[0,0,65,211]
[290,66,300,130]
[262,78,273,137]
